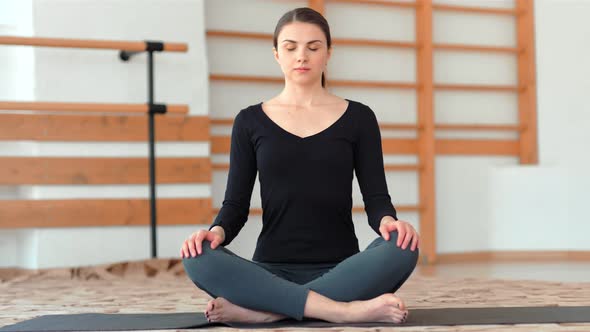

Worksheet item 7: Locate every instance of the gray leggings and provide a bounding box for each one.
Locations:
[182,230,419,321]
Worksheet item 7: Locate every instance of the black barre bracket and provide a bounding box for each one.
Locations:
[145,41,164,52]
[148,103,167,114]
[119,40,164,61]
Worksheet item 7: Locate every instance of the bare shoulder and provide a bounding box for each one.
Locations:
[260,97,282,111]
[325,94,348,107]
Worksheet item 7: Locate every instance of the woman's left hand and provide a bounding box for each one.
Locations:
[379,217,419,251]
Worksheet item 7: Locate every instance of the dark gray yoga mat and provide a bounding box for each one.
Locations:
[1,306,589,331]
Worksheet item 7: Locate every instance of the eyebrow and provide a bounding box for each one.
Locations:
[281,39,323,44]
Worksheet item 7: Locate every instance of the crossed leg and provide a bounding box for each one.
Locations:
[182,231,419,323]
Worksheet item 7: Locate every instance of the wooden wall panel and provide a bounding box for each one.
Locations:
[0,157,211,184]
[0,198,212,228]
[0,114,209,141]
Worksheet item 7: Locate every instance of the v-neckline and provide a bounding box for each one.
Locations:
[257,99,352,141]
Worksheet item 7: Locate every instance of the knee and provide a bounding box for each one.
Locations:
[383,231,419,268]
[182,240,222,298]
[182,240,217,279]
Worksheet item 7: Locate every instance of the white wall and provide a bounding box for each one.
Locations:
[1,0,589,268]
[0,0,37,268]
[485,0,590,252]
[0,0,210,268]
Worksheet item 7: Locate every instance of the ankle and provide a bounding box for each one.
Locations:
[340,301,359,323]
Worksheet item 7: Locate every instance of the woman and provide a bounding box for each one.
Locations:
[181,7,419,324]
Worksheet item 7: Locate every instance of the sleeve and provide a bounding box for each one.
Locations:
[353,104,398,236]
[208,109,257,246]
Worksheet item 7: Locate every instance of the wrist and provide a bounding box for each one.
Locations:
[210,226,226,242]
[380,215,397,226]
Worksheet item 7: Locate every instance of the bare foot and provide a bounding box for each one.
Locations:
[205,297,287,323]
[346,293,409,324]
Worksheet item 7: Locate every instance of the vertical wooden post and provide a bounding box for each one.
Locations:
[309,0,328,89]
[308,0,325,14]
[416,0,436,264]
[516,0,538,164]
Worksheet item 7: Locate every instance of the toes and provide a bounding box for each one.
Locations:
[389,294,406,311]
[400,310,408,323]
[392,312,404,324]
[206,300,215,312]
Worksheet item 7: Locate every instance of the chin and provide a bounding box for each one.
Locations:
[291,75,319,83]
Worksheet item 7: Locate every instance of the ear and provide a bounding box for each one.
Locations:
[327,46,332,61]
[273,47,279,62]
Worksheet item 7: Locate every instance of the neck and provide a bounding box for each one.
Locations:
[278,79,327,107]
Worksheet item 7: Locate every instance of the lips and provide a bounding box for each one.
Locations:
[295,68,310,71]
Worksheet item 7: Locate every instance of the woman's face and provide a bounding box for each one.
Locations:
[274,21,331,86]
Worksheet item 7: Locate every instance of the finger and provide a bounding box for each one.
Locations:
[396,228,405,247]
[379,225,389,241]
[411,235,418,251]
[402,231,412,250]
[188,236,198,257]
[210,238,220,250]
[206,231,221,247]
[195,231,205,255]
[384,222,399,240]
[182,242,189,258]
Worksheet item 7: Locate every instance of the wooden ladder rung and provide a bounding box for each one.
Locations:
[434,43,520,54]
[211,120,525,132]
[212,163,421,172]
[210,205,422,215]
[434,83,523,92]
[326,0,418,9]
[432,4,521,16]
[210,74,418,89]
[384,164,421,171]
[435,124,525,132]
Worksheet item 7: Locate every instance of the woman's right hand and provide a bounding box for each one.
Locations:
[180,229,224,258]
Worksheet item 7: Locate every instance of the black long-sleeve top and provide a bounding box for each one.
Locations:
[208,99,398,264]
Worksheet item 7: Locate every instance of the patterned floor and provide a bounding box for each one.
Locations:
[1,258,589,331]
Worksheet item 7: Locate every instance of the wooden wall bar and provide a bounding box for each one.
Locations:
[211,137,519,157]
[416,0,436,264]
[516,0,539,164]
[0,113,208,141]
[0,198,211,228]
[208,0,537,264]
[0,157,211,185]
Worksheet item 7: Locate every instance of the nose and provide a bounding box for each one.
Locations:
[297,49,309,63]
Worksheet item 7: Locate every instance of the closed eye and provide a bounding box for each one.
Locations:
[286,48,319,51]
